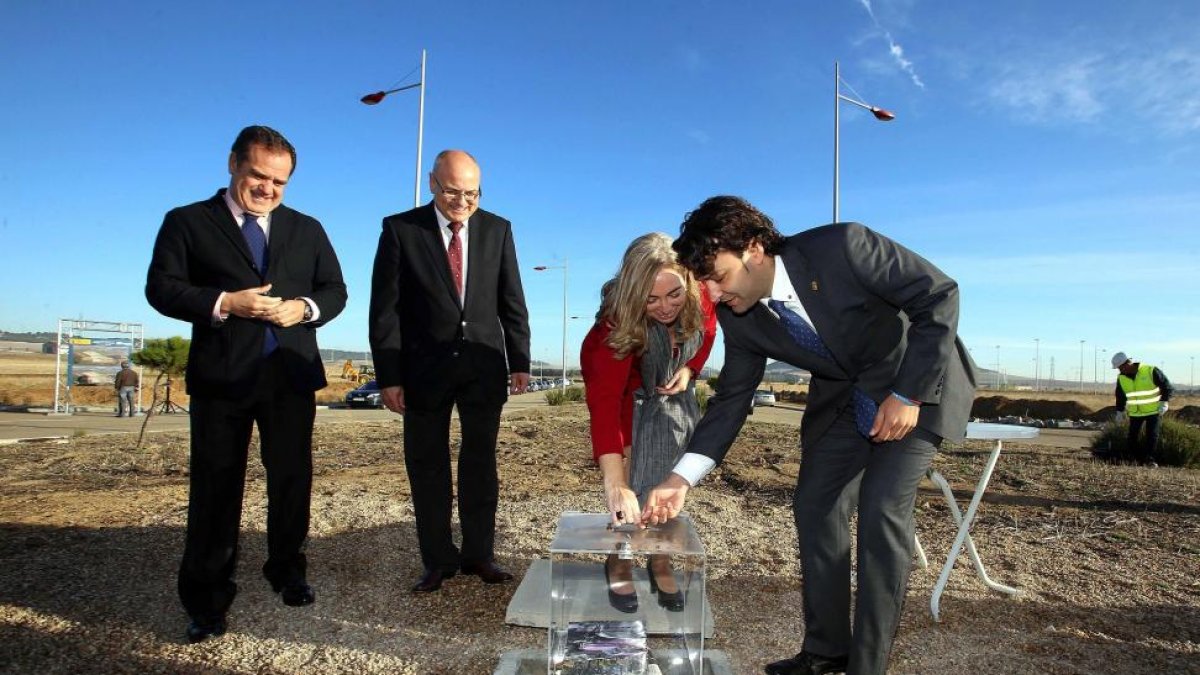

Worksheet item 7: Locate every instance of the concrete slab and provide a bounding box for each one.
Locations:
[505,558,714,638]
[494,648,732,675]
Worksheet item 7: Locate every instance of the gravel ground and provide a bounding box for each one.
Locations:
[1,406,1198,674]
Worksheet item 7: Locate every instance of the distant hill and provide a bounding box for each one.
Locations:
[0,330,56,343]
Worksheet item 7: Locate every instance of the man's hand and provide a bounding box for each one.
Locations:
[381,385,406,414]
[655,366,693,396]
[222,284,280,319]
[870,394,920,443]
[1159,401,1170,415]
[262,299,307,327]
[640,473,691,525]
[510,372,530,395]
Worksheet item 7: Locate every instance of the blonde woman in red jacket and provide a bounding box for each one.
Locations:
[580,232,717,613]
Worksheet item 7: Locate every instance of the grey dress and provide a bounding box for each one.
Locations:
[628,321,704,505]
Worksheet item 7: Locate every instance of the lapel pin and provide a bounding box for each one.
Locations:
[810,280,819,292]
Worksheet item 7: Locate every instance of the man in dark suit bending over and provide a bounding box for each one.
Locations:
[642,196,976,675]
[369,150,531,593]
[146,125,346,643]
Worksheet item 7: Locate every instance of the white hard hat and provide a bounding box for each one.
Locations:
[1110,352,1130,369]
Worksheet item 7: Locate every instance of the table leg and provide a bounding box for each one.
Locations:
[928,440,1018,622]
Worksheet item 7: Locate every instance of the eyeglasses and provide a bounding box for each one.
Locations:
[432,175,482,202]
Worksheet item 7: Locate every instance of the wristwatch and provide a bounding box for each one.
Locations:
[298,299,313,322]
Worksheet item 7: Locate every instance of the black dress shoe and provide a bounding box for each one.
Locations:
[186,615,227,644]
[646,560,685,612]
[461,561,514,584]
[413,567,455,593]
[267,575,316,607]
[764,651,849,675]
[604,557,638,614]
[277,582,316,607]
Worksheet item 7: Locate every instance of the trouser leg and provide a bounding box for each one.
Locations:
[403,403,460,571]
[256,356,316,585]
[455,395,503,565]
[1127,416,1146,462]
[1144,414,1162,463]
[178,395,253,619]
[849,429,939,675]
[793,413,869,658]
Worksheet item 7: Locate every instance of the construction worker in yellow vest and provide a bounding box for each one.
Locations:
[1111,351,1173,466]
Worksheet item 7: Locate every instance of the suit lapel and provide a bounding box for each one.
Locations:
[417,205,462,308]
[266,206,292,281]
[207,192,258,271]
[780,245,848,370]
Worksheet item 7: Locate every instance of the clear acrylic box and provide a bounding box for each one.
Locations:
[547,512,706,675]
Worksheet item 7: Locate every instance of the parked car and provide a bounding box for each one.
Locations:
[345,380,383,408]
[753,390,777,407]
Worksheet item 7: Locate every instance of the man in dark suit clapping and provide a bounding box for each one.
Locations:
[369,150,531,593]
[146,125,346,643]
[643,196,977,675]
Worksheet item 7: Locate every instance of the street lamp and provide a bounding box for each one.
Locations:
[360,49,427,208]
[1034,338,1040,392]
[534,262,568,393]
[1093,345,1103,392]
[1078,340,1086,393]
[833,60,896,223]
[994,345,1001,390]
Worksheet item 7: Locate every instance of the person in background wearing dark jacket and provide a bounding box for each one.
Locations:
[113,360,139,417]
[146,125,347,644]
[1111,351,1173,466]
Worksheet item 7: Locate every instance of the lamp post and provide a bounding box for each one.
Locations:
[1093,345,1103,392]
[1078,339,1086,393]
[361,49,427,208]
[834,60,896,223]
[534,262,568,393]
[1191,356,1194,390]
[994,345,1001,390]
[1034,338,1040,392]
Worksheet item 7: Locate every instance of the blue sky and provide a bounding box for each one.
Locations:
[2,1,1198,386]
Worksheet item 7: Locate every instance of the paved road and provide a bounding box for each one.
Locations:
[0,395,1095,449]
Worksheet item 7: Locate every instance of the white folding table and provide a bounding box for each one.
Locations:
[914,422,1038,621]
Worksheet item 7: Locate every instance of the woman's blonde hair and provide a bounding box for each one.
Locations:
[600,232,704,359]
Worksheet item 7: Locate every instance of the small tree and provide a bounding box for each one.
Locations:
[131,336,190,448]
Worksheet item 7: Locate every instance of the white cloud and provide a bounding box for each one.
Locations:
[853,0,925,88]
[686,129,711,145]
[981,48,1200,136]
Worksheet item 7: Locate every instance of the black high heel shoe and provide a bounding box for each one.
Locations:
[604,556,638,613]
[647,559,685,612]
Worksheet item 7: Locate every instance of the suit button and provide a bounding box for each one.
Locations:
[461,321,467,327]
[452,351,459,357]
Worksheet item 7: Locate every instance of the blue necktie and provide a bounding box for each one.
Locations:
[767,298,877,437]
[241,214,277,355]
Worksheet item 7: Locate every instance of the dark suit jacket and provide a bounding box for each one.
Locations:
[368,203,531,408]
[692,222,977,464]
[145,190,347,397]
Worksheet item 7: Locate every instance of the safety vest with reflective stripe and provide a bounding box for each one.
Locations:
[1118,364,1161,417]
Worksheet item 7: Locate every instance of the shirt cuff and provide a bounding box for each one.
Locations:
[212,292,228,325]
[299,297,320,322]
[891,391,921,406]
[673,453,716,487]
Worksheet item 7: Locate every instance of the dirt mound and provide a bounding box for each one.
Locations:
[1173,405,1200,426]
[971,395,1094,420]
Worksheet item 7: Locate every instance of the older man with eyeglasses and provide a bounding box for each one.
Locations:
[369,149,532,592]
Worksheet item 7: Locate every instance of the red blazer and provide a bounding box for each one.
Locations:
[580,294,717,461]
